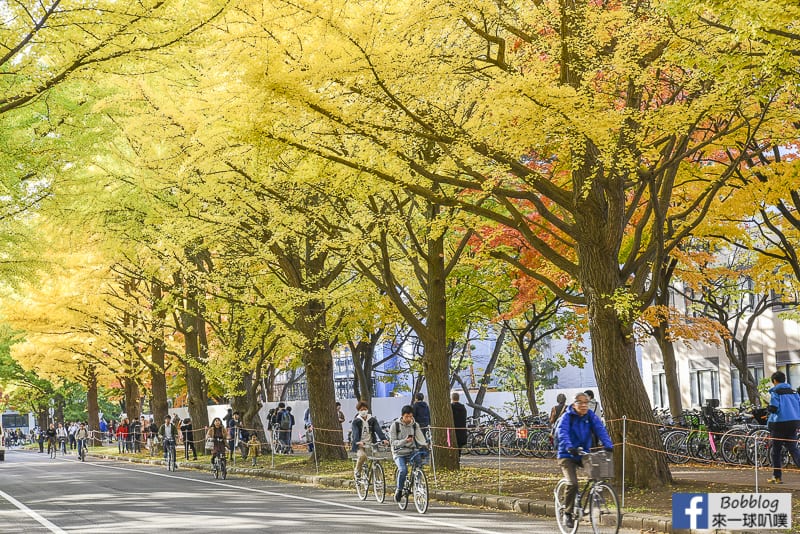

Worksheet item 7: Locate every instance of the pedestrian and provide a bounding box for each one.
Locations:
[247,433,260,466]
[557,392,614,529]
[283,407,295,454]
[767,371,800,484]
[584,390,599,413]
[412,392,431,439]
[68,421,78,451]
[450,392,468,452]
[37,426,45,453]
[335,402,346,425]
[99,418,108,443]
[130,417,141,453]
[181,417,198,460]
[227,411,241,461]
[550,394,568,425]
[303,407,313,452]
[116,419,129,453]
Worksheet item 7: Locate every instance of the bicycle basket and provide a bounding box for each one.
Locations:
[584,451,614,480]
[368,444,393,460]
[412,450,430,467]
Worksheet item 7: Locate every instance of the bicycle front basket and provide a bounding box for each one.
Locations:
[585,451,614,480]
[369,444,393,460]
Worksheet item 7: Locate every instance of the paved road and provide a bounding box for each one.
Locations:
[0,450,576,533]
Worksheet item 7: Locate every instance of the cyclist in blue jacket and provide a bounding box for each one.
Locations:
[556,392,613,528]
[767,371,800,483]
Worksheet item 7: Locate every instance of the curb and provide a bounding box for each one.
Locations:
[91,453,672,532]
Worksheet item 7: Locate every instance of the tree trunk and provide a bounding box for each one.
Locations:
[298,297,347,461]
[232,371,267,445]
[521,356,540,416]
[423,222,458,471]
[150,279,169,424]
[123,376,140,422]
[86,366,101,446]
[471,329,504,420]
[655,323,683,420]
[351,337,377,404]
[54,393,64,424]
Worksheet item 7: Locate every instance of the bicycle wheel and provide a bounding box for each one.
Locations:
[397,475,409,510]
[355,464,369,500]
[373,462,386,503]
[687,432,712,462]
[589,482,620,534]
[221,459,227,480]
[720,430,748,465]
[413,468,429,514]
[747,429,770,466]
[554,479,579,534]
[484,429,501,455]
[500,430,521,457]
[662,430,689,464]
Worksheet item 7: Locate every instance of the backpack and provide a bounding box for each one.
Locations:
[279,410,291,430]
[550,408,567,448]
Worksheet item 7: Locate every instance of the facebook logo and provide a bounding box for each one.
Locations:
[673,493,708,529]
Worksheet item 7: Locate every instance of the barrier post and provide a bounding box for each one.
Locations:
[754,434,759,493]
[621,416,627,510]
[428,429,437,487]
[311,427,319,474]
[497,427,502,495]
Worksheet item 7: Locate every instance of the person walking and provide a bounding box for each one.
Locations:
[181,418,198,461]
[584,390,599,413]
[412,392,431,439]
[450,392,468,452]
[556,392,614,529]
[767,370,800,484]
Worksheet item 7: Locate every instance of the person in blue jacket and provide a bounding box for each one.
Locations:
[766,371,800,483]
[557,391,614,529]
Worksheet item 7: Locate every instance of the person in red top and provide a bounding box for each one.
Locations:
[116,419,129,453]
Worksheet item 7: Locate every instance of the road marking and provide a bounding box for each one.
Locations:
[0,489,67,534]
[80,459,504,534]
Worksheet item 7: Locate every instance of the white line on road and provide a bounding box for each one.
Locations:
[81,459,505,534]
[0,489,67,534]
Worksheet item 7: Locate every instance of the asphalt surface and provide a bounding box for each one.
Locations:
[0,449,578,533]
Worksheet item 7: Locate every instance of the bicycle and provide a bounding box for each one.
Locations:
[353,443,390,503]
[78,439,87,462]
[212,453,227,480]
[163,438,177,471]
[48,438,57,459]
[554,450,620,534]
[395,448,429,514]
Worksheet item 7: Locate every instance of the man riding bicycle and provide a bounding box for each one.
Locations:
[158,415,179,465]
[389,405,428,502]
[75,422,90,460]
[556,392,613,529]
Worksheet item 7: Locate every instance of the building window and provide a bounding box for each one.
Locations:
[652,373,667,408]
[690,369,719,407]
[1,413,29,428]
[731,366,764,406]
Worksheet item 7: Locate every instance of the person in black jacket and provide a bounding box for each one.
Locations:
[412,392,431,439]
[450,392,468,453]
[181,418,198,460]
